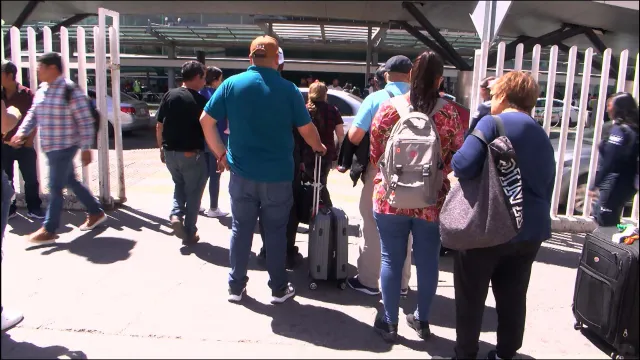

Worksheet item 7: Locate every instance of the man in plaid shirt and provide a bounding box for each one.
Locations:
[9,52,107,244]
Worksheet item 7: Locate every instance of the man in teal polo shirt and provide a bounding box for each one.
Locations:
[200,35,326,305]
[345,55,415,296]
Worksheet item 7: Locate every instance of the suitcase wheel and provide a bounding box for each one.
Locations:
[338,281,347,290]
[309,282,318,290]
[573,321,582,330]
[611,352,624,360]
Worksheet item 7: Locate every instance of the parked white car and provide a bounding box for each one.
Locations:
[298,88,362,134]
[533,98,592,128]
[87,88,152,134]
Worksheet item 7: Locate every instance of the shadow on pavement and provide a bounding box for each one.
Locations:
[9,205,175,240]
[289,260,378,307]
[394,331,534,359]
[111,205,174,236]
[7,211,77,237]
[241,296,393,353]
[179,242,264,271]
[0,333,87,359]
[535,233,583,269]
[400,292,497,332]
[26,226,136,265]
[578,327,617,359]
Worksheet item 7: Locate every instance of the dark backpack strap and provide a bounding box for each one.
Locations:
[492,115,506,137]
[470,129,488,146]
[64,83,74,103]
[385,89,395,99]
[470,115,503,146]
[428,98,448,117]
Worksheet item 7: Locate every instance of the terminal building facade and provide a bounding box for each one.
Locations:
[2,9,637,103]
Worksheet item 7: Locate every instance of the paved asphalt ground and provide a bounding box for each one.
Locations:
[1,129,614,359]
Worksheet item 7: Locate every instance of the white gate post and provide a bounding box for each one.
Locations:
[550,46,578,216]
[43,27,52,53]
[514,43,524,71]
[530,44,542,118]
[26,26,44,195]
[96,10,112,206]
[469,49,482,115]
[77,26,91,187]
[566,48,594,216]
[495,42,506,77]
[542,46,559,136]
[109,24,126,202]
[60,27,70,79]
[583,49,613,217]
[616,50,629,93]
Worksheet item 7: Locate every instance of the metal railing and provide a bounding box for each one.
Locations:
[1,8,126,210]
[471,41,639,233]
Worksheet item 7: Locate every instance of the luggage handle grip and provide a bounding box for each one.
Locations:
[312,153,322,218]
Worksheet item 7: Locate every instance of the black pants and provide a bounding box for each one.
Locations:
[258,165,302,257]
[454,240,542,359]
[302,159,333,208]
[1,144,41,213]
[593,174,636,227]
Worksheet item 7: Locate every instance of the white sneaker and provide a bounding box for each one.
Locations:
[228,287,246,303]
[1,309,24,332]
[205,208,229,218]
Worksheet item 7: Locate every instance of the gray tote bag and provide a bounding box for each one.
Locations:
[440,115,524,251]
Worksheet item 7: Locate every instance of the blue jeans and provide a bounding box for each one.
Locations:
[228,172,292,293]
[374,212,441,324]
[164,150,208,238]
[44,147,102,233]
[1,144,42,212]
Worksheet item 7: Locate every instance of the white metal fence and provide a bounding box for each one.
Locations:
[471,40,639,233]
[1,8,126,210]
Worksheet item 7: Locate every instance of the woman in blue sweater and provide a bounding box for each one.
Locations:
[199,66,228,218]
[449,71,556,360]
[590,92,639,226]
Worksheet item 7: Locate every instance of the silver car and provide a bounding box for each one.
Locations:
[87,88,152,134]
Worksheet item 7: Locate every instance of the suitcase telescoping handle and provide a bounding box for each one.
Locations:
[312,152,322,218]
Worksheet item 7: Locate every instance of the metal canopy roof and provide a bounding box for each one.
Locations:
[2,21,520,58]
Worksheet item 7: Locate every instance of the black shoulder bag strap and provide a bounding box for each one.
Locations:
[469,115,505,146]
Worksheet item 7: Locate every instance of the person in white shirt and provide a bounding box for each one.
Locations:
[328,78,342,91]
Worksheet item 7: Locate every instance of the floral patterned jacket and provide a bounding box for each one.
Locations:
[370,93,465,221]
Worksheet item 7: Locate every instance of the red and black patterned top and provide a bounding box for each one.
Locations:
[301,100,344,164]
[370,92,465,221]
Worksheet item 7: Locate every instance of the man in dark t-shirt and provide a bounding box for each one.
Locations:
[155,61,208,246]
[1,60,43,219]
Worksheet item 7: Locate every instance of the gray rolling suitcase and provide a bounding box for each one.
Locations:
[307,154,349,290]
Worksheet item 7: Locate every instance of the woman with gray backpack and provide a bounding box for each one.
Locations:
[368,51,464,343]
[445,71,556,360]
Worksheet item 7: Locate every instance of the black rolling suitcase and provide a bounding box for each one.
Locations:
[573,227,639,359]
